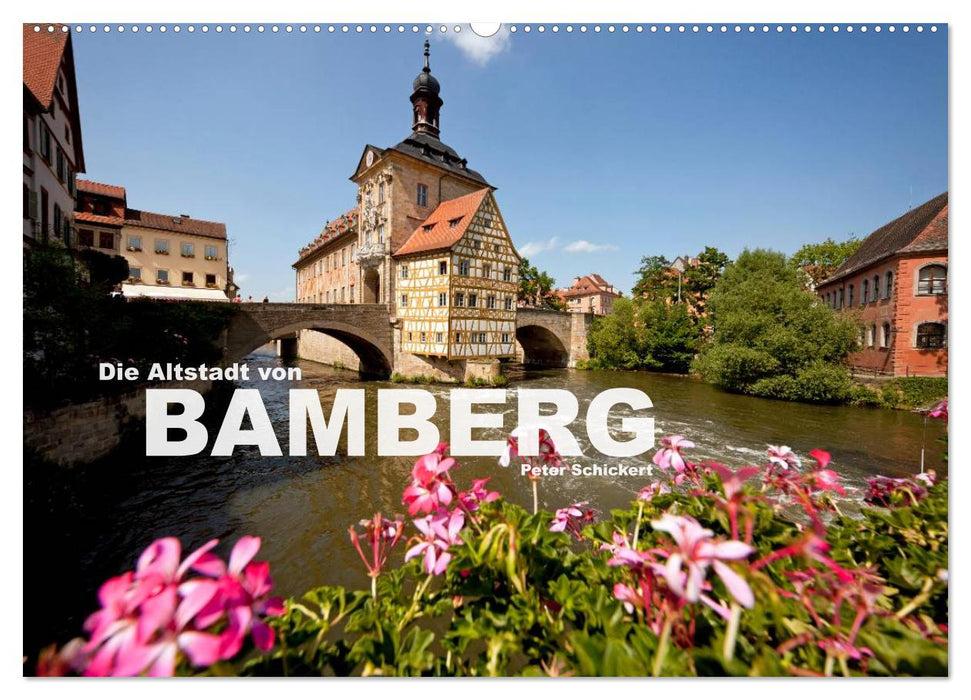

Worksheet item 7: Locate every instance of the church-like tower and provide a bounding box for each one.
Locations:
[410,40,443,137]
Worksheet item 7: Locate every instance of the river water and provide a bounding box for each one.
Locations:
[25,349,946,653]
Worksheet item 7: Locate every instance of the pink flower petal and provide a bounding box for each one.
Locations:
[228,536,262,576]
[177,539,223,579]
[713,560,754,608]
[136,538,181,582]
[136,584,177,644]
[250,620,276,652]
[179,631,223,666]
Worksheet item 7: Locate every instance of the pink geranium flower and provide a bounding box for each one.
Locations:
[499,427,563,472]
[57,536,284,677]
[458,478,500,512]
[349,512,405,578]
[651,513,755,609]
[402,451,456,515]
[767,445,801,470]
[652,435,695,473]
[405,510,465,575]
[928,399,948,420]
[637,482,670,502]
[549,502,597,538]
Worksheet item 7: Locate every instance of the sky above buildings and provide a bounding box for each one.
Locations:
[71,25,947,299]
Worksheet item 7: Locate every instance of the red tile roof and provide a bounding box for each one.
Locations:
[822,192,948,285]
[296,207,359,263]
[393,188,491,257]
[77,179,127,200]
[559,273,620,298]
[124,209,227,240]
[23,24,68,108]
[75,211,124,227]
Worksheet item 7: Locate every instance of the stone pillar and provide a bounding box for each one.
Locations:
[277,334,298,359]
[569,312,593,366]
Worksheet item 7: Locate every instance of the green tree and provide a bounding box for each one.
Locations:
[631,255,674,300]
[517,258,565,310]
[682,246,730,315]
[586,297,700,373]
[694,248,859,403]
[790,235,862,287]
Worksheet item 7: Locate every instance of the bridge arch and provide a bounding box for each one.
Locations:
[224,304,394,378]
[516,324,570,368]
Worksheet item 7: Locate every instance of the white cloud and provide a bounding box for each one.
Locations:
[441,26,511,66]
[564,240,619,254]
[519,236,559,257]
[234,272,249,283]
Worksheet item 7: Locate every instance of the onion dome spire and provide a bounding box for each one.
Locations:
[410,40,443,137]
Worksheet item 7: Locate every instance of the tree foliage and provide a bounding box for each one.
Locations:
[632,247,730,318]
[694,249,859,403]
[586,297,700,373]
[790,236,863,287]
[518,257,565,310]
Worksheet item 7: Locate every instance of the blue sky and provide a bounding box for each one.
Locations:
[71,25,947,298]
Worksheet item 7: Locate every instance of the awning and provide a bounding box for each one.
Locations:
[121,283,230,302]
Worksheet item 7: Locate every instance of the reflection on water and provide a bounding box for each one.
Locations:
[25,350,946,651]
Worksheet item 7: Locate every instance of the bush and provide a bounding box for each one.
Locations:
[694,249,858,403]
[587,298,701,374]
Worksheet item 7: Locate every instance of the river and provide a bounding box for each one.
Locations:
[24,349,946,654]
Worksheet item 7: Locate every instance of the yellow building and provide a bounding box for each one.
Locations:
[294,41,521,362]
[75,179,233,301]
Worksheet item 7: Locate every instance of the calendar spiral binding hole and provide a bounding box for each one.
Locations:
[32,23,939,35]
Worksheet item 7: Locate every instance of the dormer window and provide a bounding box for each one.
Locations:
[448,217,462,228]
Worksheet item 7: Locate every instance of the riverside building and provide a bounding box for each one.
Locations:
[23,24,85,247]
[816,192,948,378]
[74,179,235,301]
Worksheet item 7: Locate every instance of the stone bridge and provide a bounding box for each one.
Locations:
[223,302,592,379]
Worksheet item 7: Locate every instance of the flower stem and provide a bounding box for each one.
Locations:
[722,603,741,664]
[397,573,434,632]
[652,615,673,677]
[632,501,645,549]
[370,575,377,600]
[532,480,539,515]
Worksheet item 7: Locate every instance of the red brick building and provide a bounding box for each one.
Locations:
[816,193,947,377]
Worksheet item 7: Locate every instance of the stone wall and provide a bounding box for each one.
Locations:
[296,329,363,370]
[23,378,212,467]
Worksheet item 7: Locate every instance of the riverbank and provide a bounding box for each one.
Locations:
[574,360,947,412]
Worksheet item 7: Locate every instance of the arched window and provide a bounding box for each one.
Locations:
[847,284,854,307]
[916,322,946,349]
[884,271,894,299]
[917,265,947,295]
[872,275,880,302]
[881,323,891,348]
[866,324,876,348]
[838,288,844,308]
[862,279,869,304]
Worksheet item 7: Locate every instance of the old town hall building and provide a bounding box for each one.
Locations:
[294,42,521,377]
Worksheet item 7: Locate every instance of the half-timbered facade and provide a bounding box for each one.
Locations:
[394,189,519,359]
